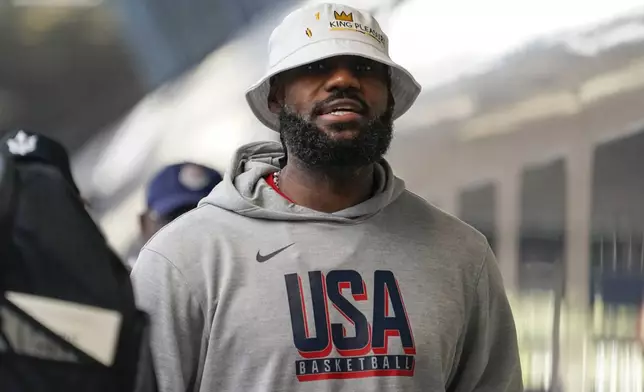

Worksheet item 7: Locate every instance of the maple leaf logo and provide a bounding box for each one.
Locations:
[7,130,37,156]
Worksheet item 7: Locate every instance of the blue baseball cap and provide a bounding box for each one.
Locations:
[146,162,222,217]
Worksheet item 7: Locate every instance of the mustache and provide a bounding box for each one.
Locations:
[310,90,369,117]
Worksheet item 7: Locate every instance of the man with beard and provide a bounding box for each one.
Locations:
[131,3,522,392]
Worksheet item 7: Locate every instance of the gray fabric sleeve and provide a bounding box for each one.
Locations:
[131,248,206,392]
[449,246,524,392]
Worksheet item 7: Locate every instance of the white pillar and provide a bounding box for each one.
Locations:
[565,141,593,310]
[560,137,594,392]
[440,190,458,217]
[496,170,520,295]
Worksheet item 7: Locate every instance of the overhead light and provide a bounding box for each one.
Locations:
[460,92,581,141]
[12,0,102,7]
[580,57,644,103]
[459,55,644,141]
[560,21,644,56]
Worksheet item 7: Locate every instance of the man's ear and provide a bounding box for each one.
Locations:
[268,77,284,114]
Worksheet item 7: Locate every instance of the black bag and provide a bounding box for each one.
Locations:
[0,131,155,392]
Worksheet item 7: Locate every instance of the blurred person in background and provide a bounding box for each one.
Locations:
[132,3,522,392]
[126,162,222,267]
[1,130,154,392]
[2,129,82,198]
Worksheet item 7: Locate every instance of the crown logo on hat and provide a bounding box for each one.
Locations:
[305,28,312,38]
[333,11,353,22]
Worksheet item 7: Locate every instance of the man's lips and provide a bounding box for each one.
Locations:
[319,98,366,115]
[316,98,367,123]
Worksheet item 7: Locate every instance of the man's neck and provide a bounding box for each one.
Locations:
[278,158,375,213]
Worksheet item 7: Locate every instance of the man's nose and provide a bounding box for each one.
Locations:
[323,66,361,92]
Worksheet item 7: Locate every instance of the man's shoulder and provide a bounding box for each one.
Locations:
[394,190,490,255]
[141,204,232,265]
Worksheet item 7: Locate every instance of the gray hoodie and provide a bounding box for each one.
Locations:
[131,141,523,392]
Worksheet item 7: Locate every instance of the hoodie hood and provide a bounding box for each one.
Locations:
[200,141,405,223]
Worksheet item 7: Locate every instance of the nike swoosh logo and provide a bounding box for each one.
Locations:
[256,243,295,263]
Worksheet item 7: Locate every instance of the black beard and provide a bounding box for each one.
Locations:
[278,106,393,170]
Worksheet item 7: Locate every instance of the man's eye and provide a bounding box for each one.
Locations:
[306,62,326,72]
[355,63,373,72]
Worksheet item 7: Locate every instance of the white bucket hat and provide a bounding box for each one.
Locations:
[246,3,421,131]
